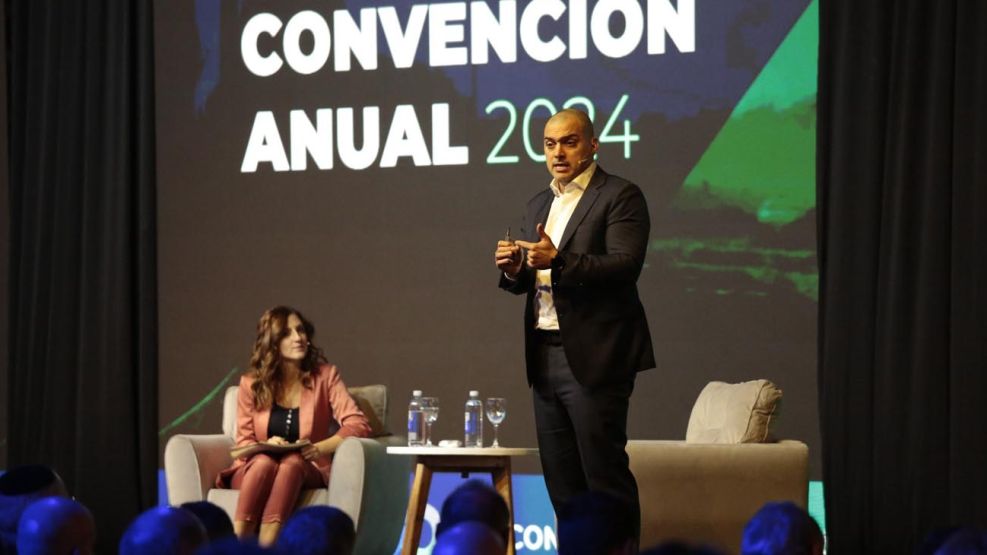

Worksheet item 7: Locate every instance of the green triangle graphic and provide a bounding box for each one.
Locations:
[678,0,818,227]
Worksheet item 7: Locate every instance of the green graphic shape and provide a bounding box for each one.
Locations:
[809,480,827,534]
[678,0,818,226]
[652,237,818,300]
[159,366,240,437]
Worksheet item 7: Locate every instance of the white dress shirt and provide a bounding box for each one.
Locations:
[534,162,597,330]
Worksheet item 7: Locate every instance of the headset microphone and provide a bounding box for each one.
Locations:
[552,156,594,166]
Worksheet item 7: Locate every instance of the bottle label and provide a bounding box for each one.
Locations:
[408,410,423,445]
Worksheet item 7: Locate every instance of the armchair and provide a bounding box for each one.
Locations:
[165,384,411,555]
[628,380,809,553]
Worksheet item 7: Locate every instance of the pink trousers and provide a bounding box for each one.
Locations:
[230,452,325,523]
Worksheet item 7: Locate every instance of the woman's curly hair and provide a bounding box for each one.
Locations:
[248,306,326,410]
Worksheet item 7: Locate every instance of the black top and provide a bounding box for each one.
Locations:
[268,404,300,443]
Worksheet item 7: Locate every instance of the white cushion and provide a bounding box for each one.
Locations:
[685,380,782,443]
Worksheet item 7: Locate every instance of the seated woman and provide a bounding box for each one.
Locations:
[216,306,370,546]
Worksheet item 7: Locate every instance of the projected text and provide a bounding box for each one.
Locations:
[241,0,696,76]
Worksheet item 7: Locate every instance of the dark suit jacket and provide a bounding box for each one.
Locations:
[500,166,656,388]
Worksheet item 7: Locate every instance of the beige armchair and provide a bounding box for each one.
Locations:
[628,380,809,553]
[164,385,411,555]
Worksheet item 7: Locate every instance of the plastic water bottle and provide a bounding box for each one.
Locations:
[464,390,484,447]
[408,390,425,447]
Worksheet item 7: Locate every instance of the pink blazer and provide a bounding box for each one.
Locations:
[217,364,371,487]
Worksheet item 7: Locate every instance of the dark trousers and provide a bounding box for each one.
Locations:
[531,330,640,539]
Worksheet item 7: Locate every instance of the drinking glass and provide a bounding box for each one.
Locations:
[421,397,439,446]
[485,398,507,448]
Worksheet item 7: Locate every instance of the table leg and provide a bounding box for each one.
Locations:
[401,459,433,555]
[492,458,516,555]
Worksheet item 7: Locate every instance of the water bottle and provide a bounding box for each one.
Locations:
[464,390,484,447]
[408,390,425,447]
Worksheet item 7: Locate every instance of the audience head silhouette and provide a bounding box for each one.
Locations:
[15,497,95,555]
[640,541,725,555]
[436,480,510,545]
[195,536,273,554]
[0,465,69,552]
[180,501,234,542]
[557,490,636,555]
[275,505,355,555]
[119,506,206,555]
[433,521,505,555]
[741,501,823,555]
[932,528,987,555]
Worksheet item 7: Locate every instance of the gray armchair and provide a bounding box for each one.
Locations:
[164,384,411,555]
[628,380,810,553]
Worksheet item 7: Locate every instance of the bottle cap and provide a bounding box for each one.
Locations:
[469,390,479,397]
[413,390,423,397]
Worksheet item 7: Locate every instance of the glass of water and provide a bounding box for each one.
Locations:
[485,397,507,448]
[421,397,439,446]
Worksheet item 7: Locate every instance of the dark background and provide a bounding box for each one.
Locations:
[1,0,9,469]
[7,1,987,553]
[155,0,820,477]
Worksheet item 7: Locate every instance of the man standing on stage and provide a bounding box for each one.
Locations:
[495,108,655,539]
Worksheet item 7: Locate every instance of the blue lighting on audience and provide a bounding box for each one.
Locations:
[156,470,826,553]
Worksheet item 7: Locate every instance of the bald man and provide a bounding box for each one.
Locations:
[496,109,654,540]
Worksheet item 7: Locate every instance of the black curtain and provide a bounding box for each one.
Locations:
[6,0,157,551]
[0,0,9,469]
[818,1,987,553]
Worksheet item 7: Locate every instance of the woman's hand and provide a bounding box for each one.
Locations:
[301,437,344,461]
[267,435,288,446]
[301,442,323,461]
